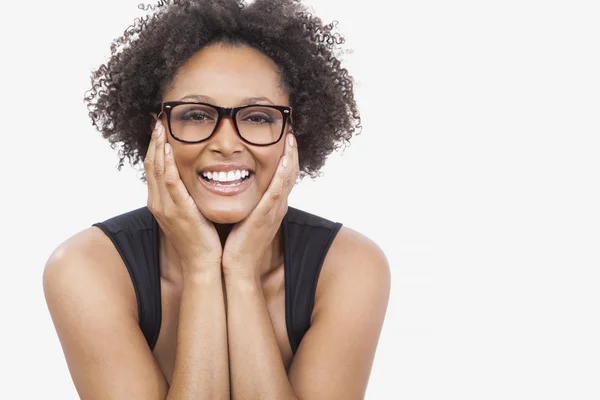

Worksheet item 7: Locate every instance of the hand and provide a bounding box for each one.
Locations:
[222,133,299,280]
[144,119,223,274]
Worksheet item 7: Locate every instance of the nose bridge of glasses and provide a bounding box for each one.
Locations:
[212,107,239,138]
[218,106,236,118]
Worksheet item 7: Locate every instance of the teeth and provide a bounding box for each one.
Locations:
[202,169,250,182]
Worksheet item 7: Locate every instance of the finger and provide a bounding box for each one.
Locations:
[287,132,300,182]
[154,121,178,211]
[246,133,298,227]
[163,142,195,208]
[144,121,161,206]
[279,133,299,194]
[154,120,165,178]
[144,121,158,174]
[260,133,298,211]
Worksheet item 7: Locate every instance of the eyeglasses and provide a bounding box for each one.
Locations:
[156,101,293,146]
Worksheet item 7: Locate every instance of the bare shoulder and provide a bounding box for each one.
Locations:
[42,227,167,399]
[325,225,389,272]
[314,226,391,315]
[43,226,137,321]
[287,226,391,398]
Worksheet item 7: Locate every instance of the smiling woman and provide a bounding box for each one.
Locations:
[42,1,390,399]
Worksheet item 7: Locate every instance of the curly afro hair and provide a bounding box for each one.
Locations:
[84,0,361,181]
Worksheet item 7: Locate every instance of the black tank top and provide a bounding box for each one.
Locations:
[92,206,342,355]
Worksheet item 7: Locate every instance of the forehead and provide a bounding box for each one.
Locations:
[164,43,289,106]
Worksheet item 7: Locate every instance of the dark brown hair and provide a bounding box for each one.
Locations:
[84,0,361,180]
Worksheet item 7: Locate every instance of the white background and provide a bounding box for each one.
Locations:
[1,0,599,398]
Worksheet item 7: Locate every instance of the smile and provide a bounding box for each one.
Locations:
[198,171,255,196]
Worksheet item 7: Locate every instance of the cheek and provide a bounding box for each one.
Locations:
[256,147,284,189]
[171,144,202,180]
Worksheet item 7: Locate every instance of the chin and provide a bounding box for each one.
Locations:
[197,202,252,225]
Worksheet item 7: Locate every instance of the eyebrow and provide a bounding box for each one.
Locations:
[180,94,213,102]
[241,96,274,105]
[178,94,274,105]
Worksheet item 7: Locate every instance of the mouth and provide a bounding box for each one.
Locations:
[197,169,255,196]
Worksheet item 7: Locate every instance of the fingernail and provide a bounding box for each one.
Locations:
[156,123,163,137]
[165,143,171,154]
[288,134,294,147]
[282,156,288,168]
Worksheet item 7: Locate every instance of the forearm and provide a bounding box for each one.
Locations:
[166,265,229,400]
[224,272,298,400]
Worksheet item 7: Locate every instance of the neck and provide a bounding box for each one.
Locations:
[213,222,233,248]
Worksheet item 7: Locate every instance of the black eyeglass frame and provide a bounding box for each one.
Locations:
[156,101,293,146]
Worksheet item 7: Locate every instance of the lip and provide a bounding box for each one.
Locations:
[199,163,254,173]
[198,172,255,196]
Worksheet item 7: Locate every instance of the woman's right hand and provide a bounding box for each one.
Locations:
[144,118,222,273]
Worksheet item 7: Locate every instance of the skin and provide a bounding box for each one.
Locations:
[43,43,391,399]
[161,43,288,225]
[155,43,290,282]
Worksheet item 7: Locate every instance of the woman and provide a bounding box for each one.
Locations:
[43,0,390,398]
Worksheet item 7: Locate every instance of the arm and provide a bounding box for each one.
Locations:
[43,228,169,400]
[287,227,391,399]
[224,272,295,399]
[167,263,229,400]
[43,227,229,400]
[223,227,391,399]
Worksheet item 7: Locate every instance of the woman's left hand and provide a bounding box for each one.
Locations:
[222,133,299,280]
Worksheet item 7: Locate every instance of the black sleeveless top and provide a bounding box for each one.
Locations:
[92,206,342,355]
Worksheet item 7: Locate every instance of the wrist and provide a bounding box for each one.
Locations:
[222,266,261,288]
[180,260,222,282]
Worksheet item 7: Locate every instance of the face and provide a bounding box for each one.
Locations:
[158,43,290,224]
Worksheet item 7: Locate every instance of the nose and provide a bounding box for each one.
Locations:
[206,115,243,156]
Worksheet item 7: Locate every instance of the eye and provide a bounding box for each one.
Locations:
[181,110,214,122]
[241,112,274,124]
[172,105,218,123]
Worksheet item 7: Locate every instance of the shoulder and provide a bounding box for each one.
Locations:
[92,206,154,234]
[287,224,391,397]
[285,206,390,293]
[326,225,389,270]
[44,205,153,299]
[313,225,391,322]
[42,226,168,398]
[285,206,340,230]
[43,225,138,321]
